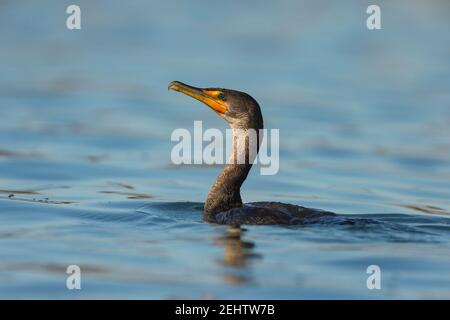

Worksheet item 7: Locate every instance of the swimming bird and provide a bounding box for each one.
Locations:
[169,81,335,225]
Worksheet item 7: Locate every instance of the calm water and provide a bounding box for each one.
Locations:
[1,0,450,299]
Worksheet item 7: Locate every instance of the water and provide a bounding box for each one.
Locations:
[1,0,450,299]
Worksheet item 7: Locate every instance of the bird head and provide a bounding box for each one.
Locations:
[168,81,263,129]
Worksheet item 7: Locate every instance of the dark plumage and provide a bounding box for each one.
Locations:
[169,81,335,225]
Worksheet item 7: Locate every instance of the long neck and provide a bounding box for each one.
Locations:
[203,126,262,221]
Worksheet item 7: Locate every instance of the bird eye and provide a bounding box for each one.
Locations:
[217,93,226,100]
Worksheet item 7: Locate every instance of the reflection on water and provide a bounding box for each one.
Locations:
[98,190,154,199]
[0,0,450,298]
[214,227,261,286]
[398,204,450,216]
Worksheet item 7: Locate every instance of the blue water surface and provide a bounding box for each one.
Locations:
[0,0,449,299]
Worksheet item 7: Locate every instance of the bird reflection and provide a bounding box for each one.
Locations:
[214,227,261,285]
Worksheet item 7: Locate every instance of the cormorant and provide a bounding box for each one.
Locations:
[169,81,335,225]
